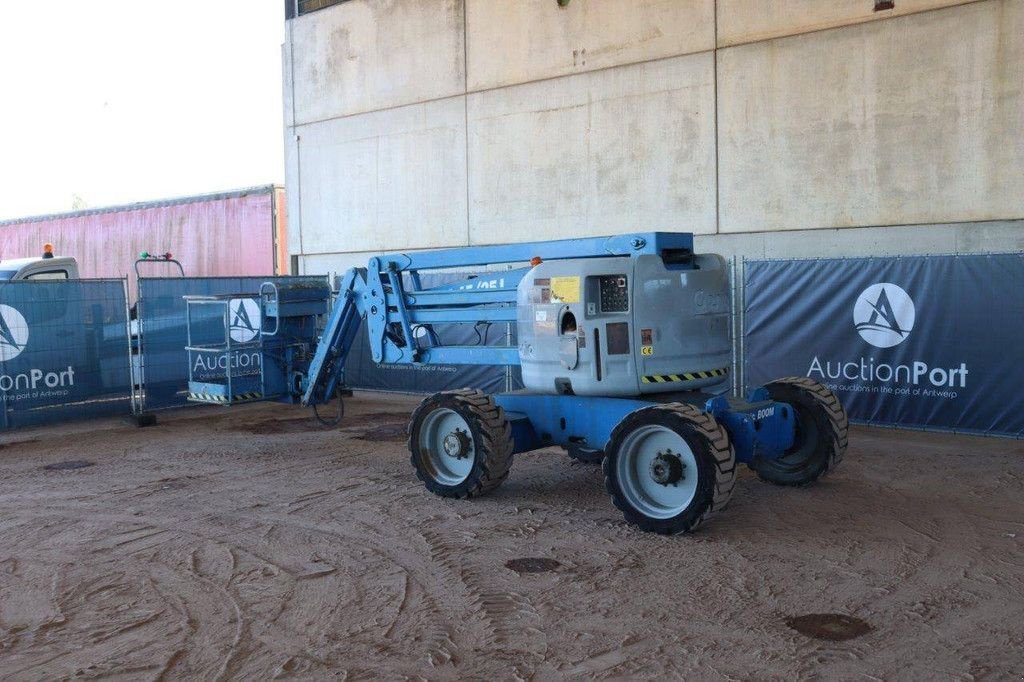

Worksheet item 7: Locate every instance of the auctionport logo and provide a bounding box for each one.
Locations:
[0,304,29,362]
[853,283,915,348]
[191,298,262,379]
[229,298,260,343]
[0,304,77,396]
[809,280,968,396]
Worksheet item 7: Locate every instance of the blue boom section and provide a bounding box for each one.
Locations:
[301,232,696,402]
[300,269,366,405]
[375,232,693,270]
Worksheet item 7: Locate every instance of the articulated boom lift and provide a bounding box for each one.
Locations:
[185,232,848,534]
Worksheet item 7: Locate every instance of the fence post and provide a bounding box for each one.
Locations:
[739,257,747,397]
[729,255,738,398]
[123,277,139,416]
[0,284,7,429]
[136,277,149,415]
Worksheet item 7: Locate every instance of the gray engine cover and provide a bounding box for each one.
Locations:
[516,254,731,397]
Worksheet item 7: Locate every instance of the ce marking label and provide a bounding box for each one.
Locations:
[641,345,654,356]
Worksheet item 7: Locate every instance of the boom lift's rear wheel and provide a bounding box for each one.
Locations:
[408,389,513,499]
[603,403,736,534]
[750,377,848,486]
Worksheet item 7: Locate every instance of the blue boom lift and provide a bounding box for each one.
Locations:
[184,232,848,534]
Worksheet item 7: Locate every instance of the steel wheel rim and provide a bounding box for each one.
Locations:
[616,424,699,519]
[420,408,475,486]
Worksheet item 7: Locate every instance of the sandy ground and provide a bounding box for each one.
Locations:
[0,392,1022,680]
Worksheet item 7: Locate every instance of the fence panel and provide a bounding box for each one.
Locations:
[0,279,131,429]
[743,253,1024,437]
[137,276,326,410]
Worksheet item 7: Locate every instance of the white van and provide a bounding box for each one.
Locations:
[0,247,80,280]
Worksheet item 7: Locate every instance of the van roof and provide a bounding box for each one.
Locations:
[0,256,77,269]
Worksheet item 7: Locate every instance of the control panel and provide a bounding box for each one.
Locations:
[598,275,629,313]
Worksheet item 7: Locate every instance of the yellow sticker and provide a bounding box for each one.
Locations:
[641,345,654,356]
[550,276,581,303]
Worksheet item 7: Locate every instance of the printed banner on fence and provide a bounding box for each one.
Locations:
[744,254,1024,437]
[0,280,131,429]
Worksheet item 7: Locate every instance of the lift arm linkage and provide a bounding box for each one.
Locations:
[301,268,366,406]
[301,232,695,407]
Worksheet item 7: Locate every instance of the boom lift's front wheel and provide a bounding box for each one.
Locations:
[749,377,849,486]
[408,389,513,499]
[604,403,736,534]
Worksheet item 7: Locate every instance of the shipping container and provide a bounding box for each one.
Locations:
[0,185,288,294]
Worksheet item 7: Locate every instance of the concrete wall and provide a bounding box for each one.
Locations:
[283,0,1023,276]
[719,0,1024,232]
[290,0,464,124]
[717,0,976,46]
[466,0,714,90]
[296,97,467,254]
[468,53,717,243]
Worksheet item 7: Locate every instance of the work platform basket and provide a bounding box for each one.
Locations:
[183,293,269,405]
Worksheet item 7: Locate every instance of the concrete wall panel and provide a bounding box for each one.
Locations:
[296,96,468,254]
[283,133,302,256]
[301,251,377,278]
[717,0,978,47]
[282,32,294,129]
[282,31,301,258]
[468,53,717,245]
[718,0,1024,233]
[466,0,714,91]
[291,0,465,124]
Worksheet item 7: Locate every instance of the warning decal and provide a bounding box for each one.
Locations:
[550,276,581,303]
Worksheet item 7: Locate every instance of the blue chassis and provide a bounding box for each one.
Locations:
[495,387,796,464]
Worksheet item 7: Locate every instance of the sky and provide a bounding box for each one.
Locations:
[0,0,286,221]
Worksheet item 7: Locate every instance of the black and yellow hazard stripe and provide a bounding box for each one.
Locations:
[641,367,730,385]
[188,392,224,403]
[188,391,263,403]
